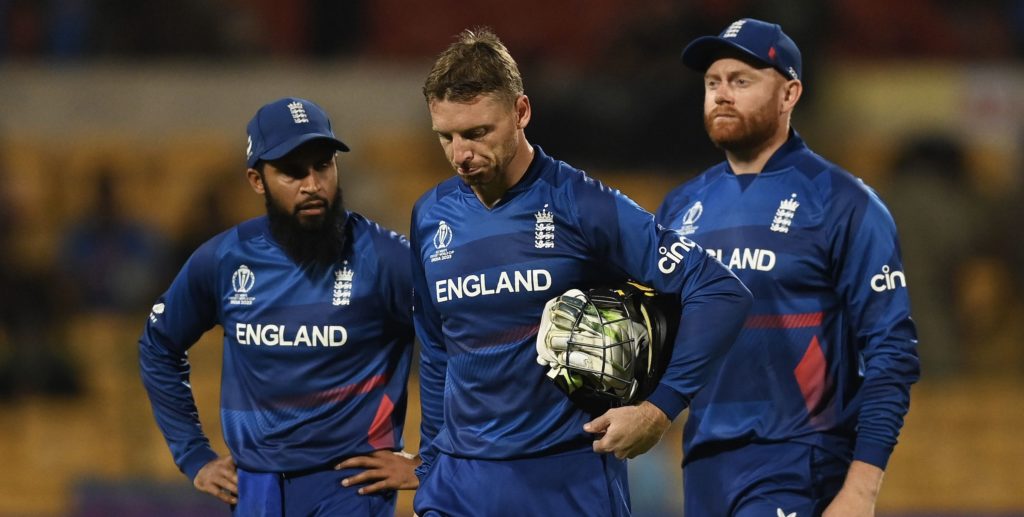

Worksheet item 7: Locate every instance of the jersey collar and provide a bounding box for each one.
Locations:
[720,128,809,177]
[760,128,809,173]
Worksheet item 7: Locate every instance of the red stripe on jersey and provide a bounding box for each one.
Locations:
[277,374,389,408]
[794,336,826,415]
[464,323,541,349]
[744,312,823,329]
[368,394,396,449]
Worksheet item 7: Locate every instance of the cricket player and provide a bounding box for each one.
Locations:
[657,19,921,516]
[410,28,753,516]
[138,97,416,515]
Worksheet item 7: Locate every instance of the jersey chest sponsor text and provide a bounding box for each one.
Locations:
[235,323,348,347]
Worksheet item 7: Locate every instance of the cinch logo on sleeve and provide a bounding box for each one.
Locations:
[435,269,552,303]
[235,323,348,347]
[658,236,696,274]
[870,265,906,292]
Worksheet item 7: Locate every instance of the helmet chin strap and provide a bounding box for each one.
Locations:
[639,303,654,377]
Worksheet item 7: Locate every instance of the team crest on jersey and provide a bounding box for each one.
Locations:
[430,220,455,262]
[679,201,703,236]
[333,261,354,306]
[534,204,555,249]
[229,265,256,305]
[770,194,800,233]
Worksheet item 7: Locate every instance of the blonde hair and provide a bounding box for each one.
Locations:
[423,27,524,105]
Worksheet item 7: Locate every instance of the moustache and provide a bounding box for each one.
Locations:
[709,108,742,119]
[295,197,329,213]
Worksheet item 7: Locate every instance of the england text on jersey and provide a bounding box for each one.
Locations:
[235,323,348,347]
[706,248,777,272]
[434,269,552,303]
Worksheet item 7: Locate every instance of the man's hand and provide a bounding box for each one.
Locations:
[583,401,671,459]
[194,455,238,505]
[823,460,884,517]
[336,450,421,495]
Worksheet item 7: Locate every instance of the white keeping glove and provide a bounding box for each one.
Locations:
[536,289,640,391]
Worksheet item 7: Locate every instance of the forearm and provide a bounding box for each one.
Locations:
[841,460,884,499]
[823,461,885,516]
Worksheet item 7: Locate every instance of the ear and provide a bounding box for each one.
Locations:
[246,168,265,195]
[515,94,531,129]
[780,79,803,116]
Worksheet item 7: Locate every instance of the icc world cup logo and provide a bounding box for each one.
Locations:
[433,220,453,250]
[232,265,256,293]
[683,201,703,225]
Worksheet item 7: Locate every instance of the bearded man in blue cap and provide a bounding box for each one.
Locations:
[139,97,418,515]
[656,19,920,516]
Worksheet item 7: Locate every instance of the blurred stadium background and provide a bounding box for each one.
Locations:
[1,0,1023,515]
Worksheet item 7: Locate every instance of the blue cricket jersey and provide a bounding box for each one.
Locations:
[139,213,413,480]
[411,145,752,476]
[656,131,920,470]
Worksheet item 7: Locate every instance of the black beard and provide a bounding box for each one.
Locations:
[265,188,349,270]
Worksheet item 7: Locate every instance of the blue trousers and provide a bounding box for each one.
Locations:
[415,449,630,517]
[233,466,396,516]
[684,441,847,517]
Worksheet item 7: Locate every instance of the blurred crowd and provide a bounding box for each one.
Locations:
[3,0,1023,60]
[1,0,1022,393]
[0,158,237,399]
[4,0,1024,173]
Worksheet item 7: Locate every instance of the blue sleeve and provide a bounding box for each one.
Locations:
[569,175,752,420]
[831,186,920,470]
[374,228,414,331]
[370,226,415,454]
[137,237,221,481]
[654,185,682,225]
[409,205,448,480]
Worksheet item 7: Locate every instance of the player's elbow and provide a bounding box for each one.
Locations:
[726,279,754,321]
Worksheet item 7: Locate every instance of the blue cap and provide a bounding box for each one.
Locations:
[245,97,349,168]
[681,18,801,81]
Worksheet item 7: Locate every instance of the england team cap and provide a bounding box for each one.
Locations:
[681,18,802,81]
[245,97,349,168]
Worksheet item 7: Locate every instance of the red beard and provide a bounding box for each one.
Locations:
[704,102,780,154]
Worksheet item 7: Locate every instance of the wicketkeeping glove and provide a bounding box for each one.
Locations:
[536,288,650,400]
